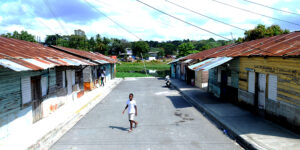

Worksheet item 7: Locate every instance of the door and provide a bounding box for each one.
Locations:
[111,64,114,79]
[66,70,73,101]
[258,73,266,109]
[220,70,228,99]
[31,76,43,123]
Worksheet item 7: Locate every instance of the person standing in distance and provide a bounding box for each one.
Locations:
[122,93,138,132]
[100,69,105,86]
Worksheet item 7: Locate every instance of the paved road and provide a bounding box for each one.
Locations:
[51,78,242,150]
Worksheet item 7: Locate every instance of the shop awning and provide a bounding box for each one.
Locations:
[167,57,184,64]
[183,59,193,63]
[188,57,233,71]
[188,58,214,70]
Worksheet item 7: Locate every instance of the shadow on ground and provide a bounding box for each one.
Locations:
[166,96,192,109]
[109,126,129,131]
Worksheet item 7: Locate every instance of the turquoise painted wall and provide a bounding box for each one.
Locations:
[171,64,175,78]
[208,58,240,98]
[0,67,57,140]
[0,68,21,116]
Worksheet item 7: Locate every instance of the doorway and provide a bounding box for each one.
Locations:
[220,70,228,99]
[258,73,266,109]
[31,76,43,123]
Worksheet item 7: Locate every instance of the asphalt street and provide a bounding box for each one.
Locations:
[50,78,242,150]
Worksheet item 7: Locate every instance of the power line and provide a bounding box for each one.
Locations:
[212,0,300,27]
[84,0,142,40]
[21,7,57,34]
[165,0,247,31]
[43,0,69,35]
[243,0,300,17]
[136,0,231,40]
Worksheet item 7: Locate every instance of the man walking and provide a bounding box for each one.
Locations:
[122,93,138,132]
[100,69,105,86]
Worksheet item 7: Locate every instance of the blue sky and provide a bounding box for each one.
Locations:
[0,0,299,41]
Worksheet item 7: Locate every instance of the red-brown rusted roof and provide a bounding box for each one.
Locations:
[51,46,117,64]
[0,37,96,71]
[184,31,300,60]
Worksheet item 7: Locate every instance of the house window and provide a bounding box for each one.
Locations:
[217,68,221,83]
[248,71,255,93]
[41,75,48,97]
[56,70,66,88]
[268,74,277,101]
[21,77,32,105]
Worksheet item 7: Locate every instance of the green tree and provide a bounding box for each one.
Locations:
[88,37,96,51]
[131,41,150,57]
[161,43,176,55]
[150,47,165,58]
[1,30,36,42]
[178,42,196,57]
[45,34,62,45]
[244,24,289,41]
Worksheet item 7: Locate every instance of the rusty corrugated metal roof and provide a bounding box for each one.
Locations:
[51,46,116,64]
[0,37,96,71]
[183,44,235,60]
[185,31,300,60]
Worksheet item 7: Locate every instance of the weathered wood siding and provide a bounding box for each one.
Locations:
[239,57,300,129]
[208,68,220,97]
[208,58,239,97]
[239,57,300,106]
[0,68,21,116]
[0,68,57,139]
[228,58,240,89]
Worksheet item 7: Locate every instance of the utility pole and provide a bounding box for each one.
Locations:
[230,32,235,44]
[140,53,148,77]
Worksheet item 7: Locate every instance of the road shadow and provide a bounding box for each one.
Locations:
[109,126,129,131]
[166,96,192,108]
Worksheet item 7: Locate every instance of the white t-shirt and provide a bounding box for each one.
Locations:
[126,99,136,114]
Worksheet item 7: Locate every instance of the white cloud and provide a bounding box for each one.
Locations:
[0,0,293,41]
[280,8,291,15]
[297,9,300,14]
[0,16,2,23]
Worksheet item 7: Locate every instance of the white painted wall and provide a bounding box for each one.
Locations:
[0,107,32,140]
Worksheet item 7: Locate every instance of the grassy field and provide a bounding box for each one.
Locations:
[116,61,170,78]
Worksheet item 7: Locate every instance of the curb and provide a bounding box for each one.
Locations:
[28,79,123,150]
[172,84,261,150]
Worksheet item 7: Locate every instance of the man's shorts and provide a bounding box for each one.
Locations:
[128,113,135,121]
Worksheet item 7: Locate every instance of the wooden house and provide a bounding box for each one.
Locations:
[0,37,115,140]
[185,31,300,132]
[50,46,117,91]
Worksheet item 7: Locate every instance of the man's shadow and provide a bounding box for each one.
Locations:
[109,126,129,131]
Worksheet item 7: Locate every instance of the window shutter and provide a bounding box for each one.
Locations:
[248,72,255,93]
[268,74,277,101]
[21,77,31,104]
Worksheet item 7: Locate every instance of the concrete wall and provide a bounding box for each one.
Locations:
[238,56,300,130]
[238,89,255,105]
[195,71,208,88]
